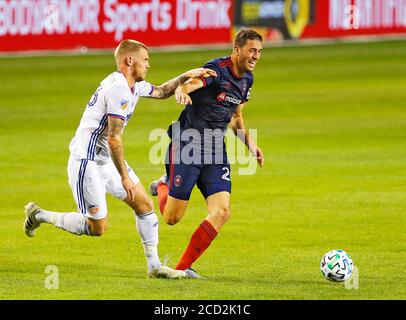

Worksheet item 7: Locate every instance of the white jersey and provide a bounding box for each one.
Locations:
[69,71,153,163]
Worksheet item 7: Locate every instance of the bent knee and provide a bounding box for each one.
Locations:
[89,223,107,236]
[164,214,181,226]
[136,196,154,213]
[146,197,154,211]
[211,207,231,222]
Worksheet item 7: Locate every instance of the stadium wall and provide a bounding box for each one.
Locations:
[1,0,406,53]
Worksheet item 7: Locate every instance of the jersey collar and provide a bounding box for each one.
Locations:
[116,70,135,93]
[227,57,244,80]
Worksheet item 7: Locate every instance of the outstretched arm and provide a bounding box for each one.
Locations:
[150,68,216,99]
[107,116,137,202]
[230,104,264,167]
[174,77,207,105]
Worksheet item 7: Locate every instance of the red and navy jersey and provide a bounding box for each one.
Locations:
[170,56,254,136]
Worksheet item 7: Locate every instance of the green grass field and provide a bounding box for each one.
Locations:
[1,40,406,300]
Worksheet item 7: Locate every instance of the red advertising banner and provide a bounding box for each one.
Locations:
[302,0,406,39]
[0,0,233,52]
[234,0,406,42]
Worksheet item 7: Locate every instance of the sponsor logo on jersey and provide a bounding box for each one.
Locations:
[121,99,128,110]
[217,92,242,105]
[217,92,226,102]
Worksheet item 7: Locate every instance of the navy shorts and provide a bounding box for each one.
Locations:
[165,142,231,201]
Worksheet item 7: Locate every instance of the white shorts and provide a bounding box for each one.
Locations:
[67,155,140,220]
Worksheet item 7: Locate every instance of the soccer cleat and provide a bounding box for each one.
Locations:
[184,268,206,279]
[24,202,41,237]
[148,265,187,279]
[149,174,168,196]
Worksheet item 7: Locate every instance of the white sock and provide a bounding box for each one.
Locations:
[135,211,161,271]
[36,210,90,236]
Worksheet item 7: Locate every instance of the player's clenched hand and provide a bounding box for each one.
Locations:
[184,68,217,79]
[122,177,137,202]
[175,86,193,105]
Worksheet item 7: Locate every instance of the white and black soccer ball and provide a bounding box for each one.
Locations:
[320,249,354,282]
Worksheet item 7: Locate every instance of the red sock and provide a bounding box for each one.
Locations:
[157,183,169,214]
[175,220,218,270]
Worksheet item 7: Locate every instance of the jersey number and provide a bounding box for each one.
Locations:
[222,167,230,181]
[88,86,102,107]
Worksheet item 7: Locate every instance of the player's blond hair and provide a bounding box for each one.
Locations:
[114,39,148,66]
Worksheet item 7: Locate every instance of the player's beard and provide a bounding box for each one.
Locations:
[132,68,146,82]
[238,56,252,74]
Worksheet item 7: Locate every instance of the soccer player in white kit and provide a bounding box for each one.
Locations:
[23,39,216,279]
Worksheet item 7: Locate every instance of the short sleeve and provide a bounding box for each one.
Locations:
[200,62,221,87]
[106,84,130,121]
[136,81,154,97]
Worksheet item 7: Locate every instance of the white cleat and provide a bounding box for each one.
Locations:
[148,265,187,279]
[24,202,41,238]
[184,268,206,279]
[149,174,168,196]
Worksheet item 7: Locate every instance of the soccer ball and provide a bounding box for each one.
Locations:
[320,249,354,282]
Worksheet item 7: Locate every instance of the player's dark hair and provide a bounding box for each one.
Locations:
[234,29,263,48]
